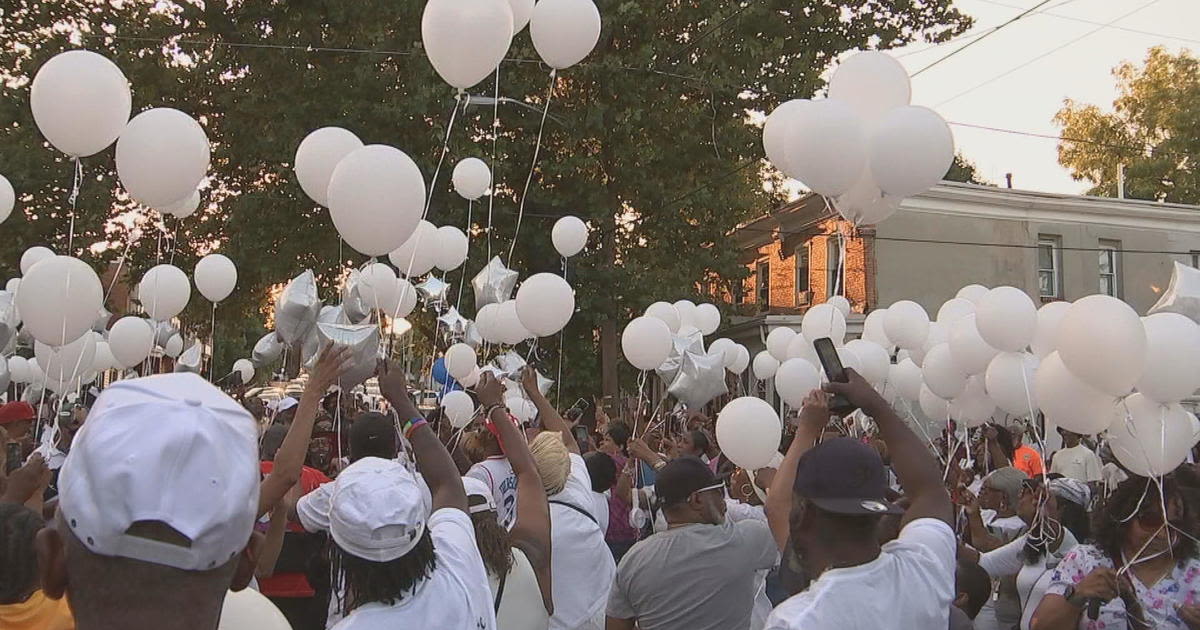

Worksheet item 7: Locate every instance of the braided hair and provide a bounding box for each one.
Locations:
[0,503,43,604]
[331,529,438,616]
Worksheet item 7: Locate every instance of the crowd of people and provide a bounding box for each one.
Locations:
[1,343,1199,630]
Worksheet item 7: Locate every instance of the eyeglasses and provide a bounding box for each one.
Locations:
[689,482,725,500]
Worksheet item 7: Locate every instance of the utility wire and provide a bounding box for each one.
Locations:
[911,0,1056,77]
[974,0,1200,45]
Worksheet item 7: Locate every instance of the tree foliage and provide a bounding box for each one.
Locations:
[945,153,991,186]
[0,0,971,400]
[1055,47,1200,203]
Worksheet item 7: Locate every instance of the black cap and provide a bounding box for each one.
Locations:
[655,456,720,507]
[793,437,903,515]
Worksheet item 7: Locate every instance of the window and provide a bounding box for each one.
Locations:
[1099,239,1122,298]
[756,261,770,308]
[1037,235,1063,299]
[1191,251,1200,268]
[826,237,842,298]
[732,277,744,305]
[794,244,810,302]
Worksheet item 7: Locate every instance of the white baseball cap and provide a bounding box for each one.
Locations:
[329,457,429,562]
[462,476,497,515]
[58,373,260,571]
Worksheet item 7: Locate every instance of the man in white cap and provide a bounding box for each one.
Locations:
[33,372,264,630]
[326,361,495,629]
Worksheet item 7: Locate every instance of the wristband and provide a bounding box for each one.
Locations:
[403,418,428,439]
[483,403,508,419]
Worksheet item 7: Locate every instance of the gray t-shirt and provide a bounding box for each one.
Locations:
[607,519,779,630]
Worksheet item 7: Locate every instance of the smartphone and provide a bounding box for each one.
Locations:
[5,442,20,475]
[812,337,857,417]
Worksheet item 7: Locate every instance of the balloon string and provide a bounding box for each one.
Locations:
[456,199,473,311]
[210,302,217,382]
[487,66,501,267]
[508,70,557,264]
[104,228,142,306]
[168,217,179,266]
[67,157,82,254]
[423,91,464,221]
[556,255,566,411]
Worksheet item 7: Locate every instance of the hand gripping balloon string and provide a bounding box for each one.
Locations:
[66,157,82,253]
[507,70,557,264]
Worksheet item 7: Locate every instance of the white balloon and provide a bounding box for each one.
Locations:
[1057,294,1146,397]
[138,264,191,322]
[8,356,30,384]
[552,216,588,258]
[476,303,503,343]
[862,308,893,349]
[20,246,55,275]
[1108,393,1194,477]
[644,301,681,334]
[30,50,131,157]
[422,0,514,89]
[985,352,1040,417]
[975,286,1037,352]
[160,190,201,219]
[892,358,924,401]
[948,315,999,375]
[708,338,738,368]
[388,220,439,277]
[295,127,363,207]
[694,303,721,336]
[495,301,533,345]
[949,376,995,428]
[0,175,14,224]
[786,334,818,364]
[233,358,255,384]
[845,339,889,386]
[826,296,851,319]
[802,303,846,347]
[17,255,102,346]
[763,99,810,176]
[621,316,672,371]
[387,279,419,319]
[868,105,954,199]
[163,334,184,358]
[505,395,538,424]
[784,99,866,197]
[922,343,967,399]
[6,278,19,294]
[766,327,796,362]
[358,263,399,312]
[461,366,482,388]
[918,385,950,422]
[515,273,574,337]
[442,390,476,429]
[884,300,930,351]
[1136,313,1200,404]
[911,321,949,368]
[452,157,491,201]
[116,108,210,208]
[936,298,975,325]
[328,145,425,257]
[35,334,96,384]
[835,173,901,225]
[220,587,292,630]
[673,300,698,330]
[752,351,780,380]
[435,226,470,272]
[956,284,989,304]
[194,254,237,303]
[1035,352,1116,435]
[828,51,912,122]
[775,358,821,407]
[716,397,782,470]
[509,0,535,31]
[728,345,750,375]
[92,341,116,371]
[109,317,154,368]
[445,343,478,380]
[1030,301,1071,358]
[530,0,601,69]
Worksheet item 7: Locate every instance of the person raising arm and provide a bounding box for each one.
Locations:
[522,367,578,455]
[765,390,830,552]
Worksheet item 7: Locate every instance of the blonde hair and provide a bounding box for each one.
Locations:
[530,431,571,495]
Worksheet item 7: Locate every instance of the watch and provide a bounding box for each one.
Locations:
[1063,584,1087,608]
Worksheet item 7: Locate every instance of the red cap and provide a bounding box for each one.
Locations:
[0,401,36,425]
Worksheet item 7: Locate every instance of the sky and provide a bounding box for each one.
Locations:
[886,0,1199,195]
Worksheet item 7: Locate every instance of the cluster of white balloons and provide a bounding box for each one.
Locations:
[620,299,741,371]
[422,0,601,90]
[475,272,577,345]
[763,51,954,226]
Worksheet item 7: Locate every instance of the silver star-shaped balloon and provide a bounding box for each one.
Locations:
[495,350,527,376]
[0,291,17,353]
[464,320,483,348]
[1149,261,1200,323]
[316,322,380,391]
[154,320,179,348]
[667,347,728,411]
[418,277,451,310]
[92,307,112,334]
[438,306,470,336]
[471,256,518,310]
[656,326,705,386]
[174,341,203,375]
[252,332,284,367]
[341,271,370,324]
[276,270,321,345]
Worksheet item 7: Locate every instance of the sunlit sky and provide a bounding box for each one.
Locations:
[880,0,1198,194]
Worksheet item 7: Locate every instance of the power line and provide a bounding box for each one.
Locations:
[974,0,1200,45]
[910,0,1056,77]
[934,0,1163,107]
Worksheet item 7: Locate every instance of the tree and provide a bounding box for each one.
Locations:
[1055,47,1200,203]
[945,154,991,186]
[0,0,971,403]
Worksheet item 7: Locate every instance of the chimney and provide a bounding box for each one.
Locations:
[1117,164,1126,199]
[1005,173,1013,189]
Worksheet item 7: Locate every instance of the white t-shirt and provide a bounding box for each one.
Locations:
[593,490,611,533]
[332,508,497,630]
[979,528,1079,630]
[1050,444,1102,483]
[490,547,549,630]
[764,518,956,630]
[547,453,616,630]
[467,456,519,530]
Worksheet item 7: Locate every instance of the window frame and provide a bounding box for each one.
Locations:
[756,261,770,308]
[826,237,842,299]
[794,243,810,303]
[1098,239,1122,298]
[1037,235,1063,300]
